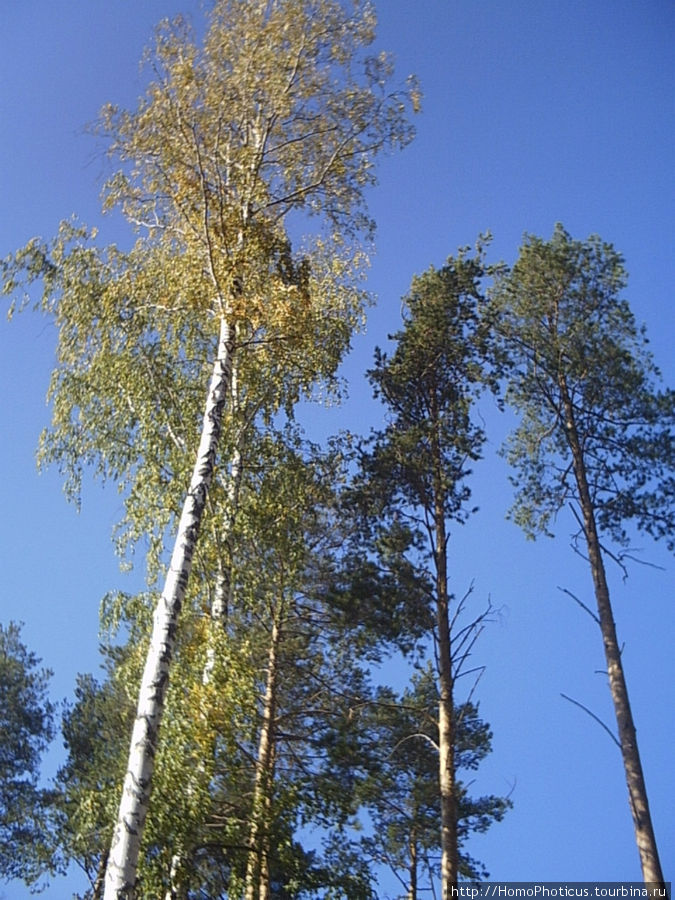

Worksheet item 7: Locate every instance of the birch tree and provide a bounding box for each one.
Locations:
[2,2,417,895]
[52,431,379,898]
[491,224,673,888]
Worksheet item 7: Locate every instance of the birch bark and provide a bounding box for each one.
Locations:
[162,418,243,900]
[104,315,235,900]
[0,4,417,890]
[407,828,417,900]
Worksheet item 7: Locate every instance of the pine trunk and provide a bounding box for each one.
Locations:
[244,606,282,900]
[559,378,665,888]
[104,316,235,900]
[437,566,457,898]
[430,410,458,899]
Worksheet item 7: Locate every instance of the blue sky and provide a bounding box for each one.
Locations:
[1,1,673,896]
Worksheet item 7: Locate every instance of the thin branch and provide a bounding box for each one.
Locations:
[614,551,665,572]
[560,693,621,750]
[389,730,440,757]
[557,586,600,626]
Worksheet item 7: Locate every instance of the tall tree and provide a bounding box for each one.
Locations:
[358,667,510,897]
[0,622,55,887]
[51,667,133,900]
[358,242,500,896]
[491,224,673,887]
[226,428,401,900]
[51,432,380,899]
[2,2,417,895]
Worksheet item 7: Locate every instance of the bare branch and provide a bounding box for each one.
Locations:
[557,586,600,626]
[560,693,621,750]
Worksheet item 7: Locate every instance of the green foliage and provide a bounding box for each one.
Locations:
[364,241,494,528]
[51,667,133,897]
[52,608,260,898]
[0,0,418,576]
[0,622,55,885]
[1,2,422,892]
[350,242,497,655]
[357,666,511,887]
[225,432,380,896]
[49,430,388,898]
[350,242,508,889]
[491,223,675,550]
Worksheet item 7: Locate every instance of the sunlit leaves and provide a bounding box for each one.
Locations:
[2,2,419,893]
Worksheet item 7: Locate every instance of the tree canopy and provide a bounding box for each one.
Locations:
[3,2,672,894]
[491,224,672,886]
[0,622,55,885]
[491,223,675,551]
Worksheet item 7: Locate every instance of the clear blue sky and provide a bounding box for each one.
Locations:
[1,1,673,896]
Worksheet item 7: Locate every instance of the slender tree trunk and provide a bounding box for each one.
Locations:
[559,378,665,888]
[93,850,109,900]
[205,399,243,677]
[104,315,235,900]
[430,411,458,899]
[407,824,418,900]
[164,852,187,900]
[244,604,282,900]
[211,344,243,629]
[259,828,272,900]
[436,536,457,899]
[163,403,243,900]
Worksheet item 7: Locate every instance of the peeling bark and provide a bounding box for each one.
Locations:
[104,316,235,900]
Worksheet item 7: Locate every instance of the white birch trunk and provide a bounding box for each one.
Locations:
[104,315,234,900]
[207,350,243,641]
[161,439,242,900]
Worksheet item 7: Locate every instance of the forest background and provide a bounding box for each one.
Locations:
[1,0,673,896]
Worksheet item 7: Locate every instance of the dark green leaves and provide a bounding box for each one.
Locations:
[364,245,493,528]
[0,622,55,884]
[492,224,675,550]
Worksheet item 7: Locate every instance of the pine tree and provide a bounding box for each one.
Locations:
[355,242,503,895]
[358,667,510,896]
[0,622,55,887]
[491,224,673,887]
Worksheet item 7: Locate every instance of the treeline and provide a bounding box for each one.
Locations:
[1,2,672,898]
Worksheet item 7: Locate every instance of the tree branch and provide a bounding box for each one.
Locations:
[560,693,621,750]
